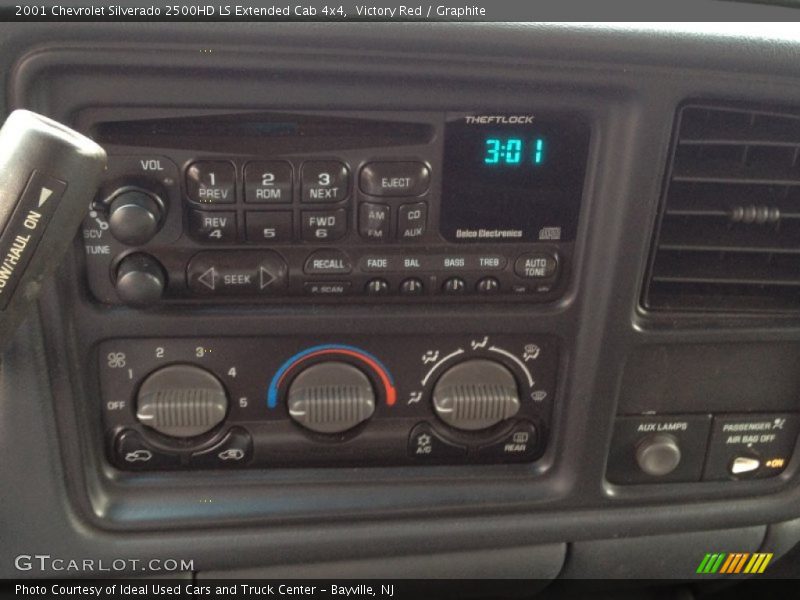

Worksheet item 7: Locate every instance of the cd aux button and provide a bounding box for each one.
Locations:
[397,202,427,240]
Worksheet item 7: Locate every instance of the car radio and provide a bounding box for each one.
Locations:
[79,110,590,305]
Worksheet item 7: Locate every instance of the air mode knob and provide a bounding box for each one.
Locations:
[136,364,229,438]
[287,361,376,434]
[115,252,166,305]
[107,188,164,246]
[432,359,520,431]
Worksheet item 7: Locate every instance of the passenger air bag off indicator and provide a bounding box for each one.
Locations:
[703,413,800,480]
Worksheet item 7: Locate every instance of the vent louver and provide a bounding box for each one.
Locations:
[644,104,800,312]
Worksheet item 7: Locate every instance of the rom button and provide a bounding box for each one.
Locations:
[187,251,287,295]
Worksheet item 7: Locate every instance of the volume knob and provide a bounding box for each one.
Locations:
[108,188,163,246]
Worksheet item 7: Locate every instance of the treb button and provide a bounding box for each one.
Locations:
[360,162,430,197]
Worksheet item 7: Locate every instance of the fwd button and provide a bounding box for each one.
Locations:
[188,251,288,295]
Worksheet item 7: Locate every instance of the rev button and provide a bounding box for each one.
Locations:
[187,251,287,295]
[304,249,352,275]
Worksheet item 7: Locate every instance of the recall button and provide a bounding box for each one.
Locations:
[514,253,558,279]
[304,249,352,275]
[187,251,288,294]
[360,162,430,197]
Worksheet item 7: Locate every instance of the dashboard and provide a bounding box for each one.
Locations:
[3,20,800,586]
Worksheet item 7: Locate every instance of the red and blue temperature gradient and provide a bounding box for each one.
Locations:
[267,344,397,408]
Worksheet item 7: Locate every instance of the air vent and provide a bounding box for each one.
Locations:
[644,104,800,312]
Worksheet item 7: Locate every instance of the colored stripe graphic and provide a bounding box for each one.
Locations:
[697,553,773,575]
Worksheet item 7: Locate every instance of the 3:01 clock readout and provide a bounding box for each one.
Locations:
[484,137,546,165]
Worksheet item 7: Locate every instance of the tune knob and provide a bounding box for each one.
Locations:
[136,364,229,438]
[287,361,376,434]
[115,252,166,305]
[635,434,682,477]
[107,188,164,246]
[432,359,520,431]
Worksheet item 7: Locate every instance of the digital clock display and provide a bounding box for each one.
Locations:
[441,114,590,243]
[483,137,545,165]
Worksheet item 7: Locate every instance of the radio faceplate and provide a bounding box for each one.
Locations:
[79,110,589,305]
[99,334,558,470]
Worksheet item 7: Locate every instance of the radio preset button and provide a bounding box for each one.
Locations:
[360,162,431,197]
[301,209,347,242]
[304,249,352,275]
[187,251,288,294]
[301,161,349,203]
[398,202,428,240]
[400,278,424,295]
[186,161,236,204]
[514,253,558,279]
[246,211,293,243]
[358,202,391,241]
[366,278,390,295]
[244,161,293,203]
[188,209,237,243]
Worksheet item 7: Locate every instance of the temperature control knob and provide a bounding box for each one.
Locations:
[432,359,520,431]
[136,364,229,438]
[115,252,166,305]
[287,361,376,434]
[107,188,164,246]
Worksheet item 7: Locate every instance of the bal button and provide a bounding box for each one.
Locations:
[400,278,424,296]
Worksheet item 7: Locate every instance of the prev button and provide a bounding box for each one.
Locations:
[187,251,287,294]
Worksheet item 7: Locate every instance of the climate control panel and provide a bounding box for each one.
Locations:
[99,334,557,470]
